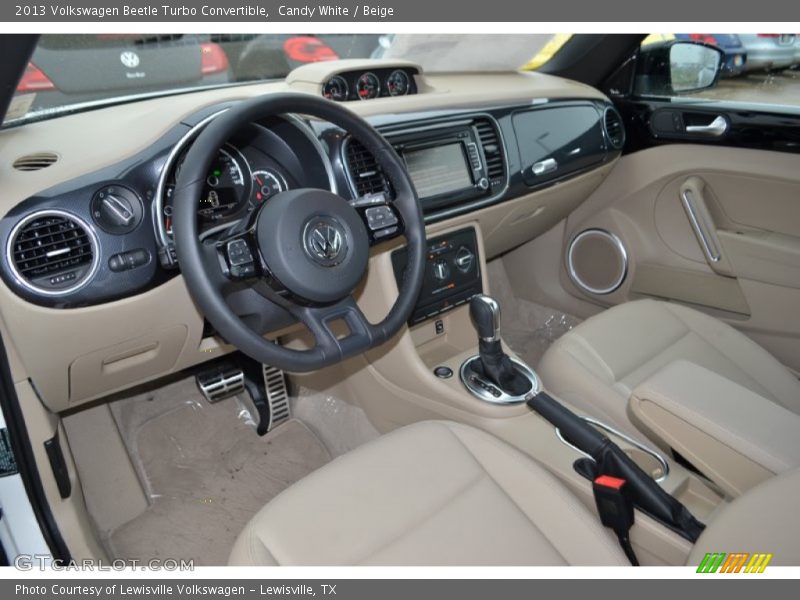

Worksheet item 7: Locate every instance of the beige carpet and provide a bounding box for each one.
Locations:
[108,379,330,566]
[487,259,582,367]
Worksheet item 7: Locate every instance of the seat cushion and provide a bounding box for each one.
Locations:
[538,299,800,436]
[229,420,626,566]
[688,467,800,566]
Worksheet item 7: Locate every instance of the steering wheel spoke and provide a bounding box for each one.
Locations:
[291,296,379,361]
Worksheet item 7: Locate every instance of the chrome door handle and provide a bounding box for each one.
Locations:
[685,116,728,136]
[681,189,721,262]
[531,158,558,176]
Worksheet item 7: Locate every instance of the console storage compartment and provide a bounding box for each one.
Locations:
[630,360,800,497]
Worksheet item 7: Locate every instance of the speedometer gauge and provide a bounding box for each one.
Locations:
[251,169,287,204]
[356,72,381,100]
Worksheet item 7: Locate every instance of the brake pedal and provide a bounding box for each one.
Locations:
[195,363,245,403]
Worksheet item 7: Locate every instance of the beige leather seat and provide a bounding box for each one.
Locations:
[538,299,800,437]
[229,420,628,565]
[229,420,800,565]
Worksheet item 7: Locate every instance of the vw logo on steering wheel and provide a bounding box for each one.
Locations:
[303,218,347,267]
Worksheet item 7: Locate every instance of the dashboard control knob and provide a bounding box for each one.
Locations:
[432,258,450,281]
[91,185,144,235]
[478,177,490,190]
[455,246,475,273]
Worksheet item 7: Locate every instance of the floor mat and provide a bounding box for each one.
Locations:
[292,387,380,458]
[487,258,582,367]
[108,378,331,566]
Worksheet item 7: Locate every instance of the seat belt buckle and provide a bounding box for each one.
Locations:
[593,475,635,535]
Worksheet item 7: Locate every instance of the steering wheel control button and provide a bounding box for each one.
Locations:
[224,239,256,278]
[226,239,253,267]
[350,191,389,208]
[373,225,398,240]
[365,205,399,231]
[303,217,347,267]
[91,185,144,235]
[108,248,150,272]
[434,366,453,379]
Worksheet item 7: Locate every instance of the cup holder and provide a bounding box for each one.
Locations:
[555,416,669,482]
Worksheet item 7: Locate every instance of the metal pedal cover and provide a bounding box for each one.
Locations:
[262,365,290,431]
[195,364,245,403]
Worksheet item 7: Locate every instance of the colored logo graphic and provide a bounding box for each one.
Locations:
[696,552,773,573]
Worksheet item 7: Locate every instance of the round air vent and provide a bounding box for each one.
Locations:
[603,107,625,150]
[13,152,60,171]
[567,229,628,295]
[7,211,99,296]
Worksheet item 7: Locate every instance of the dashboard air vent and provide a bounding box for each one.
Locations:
[473,119,506,181]
[345,138,390,198]
[9,212,97,295]
[603,107,625,150]
[13,152,59,171]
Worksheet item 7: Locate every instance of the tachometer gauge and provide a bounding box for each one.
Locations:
[356,72,381,100]
[251,169,287,204]
[197,146,250,223]
[386,70,410,97]
[322,76,349,102]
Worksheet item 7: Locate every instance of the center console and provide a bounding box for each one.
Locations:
[391,227,482,325]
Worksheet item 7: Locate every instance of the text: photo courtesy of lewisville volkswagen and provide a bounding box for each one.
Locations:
[0,33,799,568]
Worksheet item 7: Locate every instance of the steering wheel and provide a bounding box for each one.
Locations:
[172,94,426,372]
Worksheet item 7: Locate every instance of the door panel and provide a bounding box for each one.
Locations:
[548,144,800,371]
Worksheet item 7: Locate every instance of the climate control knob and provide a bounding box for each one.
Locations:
[455,246,475,273]
[432,258,451,281]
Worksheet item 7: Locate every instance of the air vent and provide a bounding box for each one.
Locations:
[603,107,625,150]
[344,138,391,198]
[473,118,506,182]
[13,152,59,171]
[8,211,97,296]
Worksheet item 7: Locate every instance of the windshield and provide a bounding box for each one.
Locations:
[5,33,564,126]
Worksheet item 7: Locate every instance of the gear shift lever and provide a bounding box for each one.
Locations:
[469,294,501,342]
[467,294,533,397]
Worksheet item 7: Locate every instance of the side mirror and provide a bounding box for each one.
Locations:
[633,40,724,96]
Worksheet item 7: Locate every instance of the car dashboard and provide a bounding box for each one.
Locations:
[0,59,622,410]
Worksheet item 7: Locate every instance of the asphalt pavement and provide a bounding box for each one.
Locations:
[696,69,800,107]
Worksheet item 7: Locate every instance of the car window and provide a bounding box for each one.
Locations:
[5,33,567,127]
[639,33,800,107]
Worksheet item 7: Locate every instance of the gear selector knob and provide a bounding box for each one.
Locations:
[469,294,501,342]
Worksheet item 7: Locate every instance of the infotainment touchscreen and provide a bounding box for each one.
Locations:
[403,143,473,199]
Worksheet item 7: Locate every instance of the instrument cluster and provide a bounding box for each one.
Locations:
[159,116,334,242]
[322,67,418,102]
